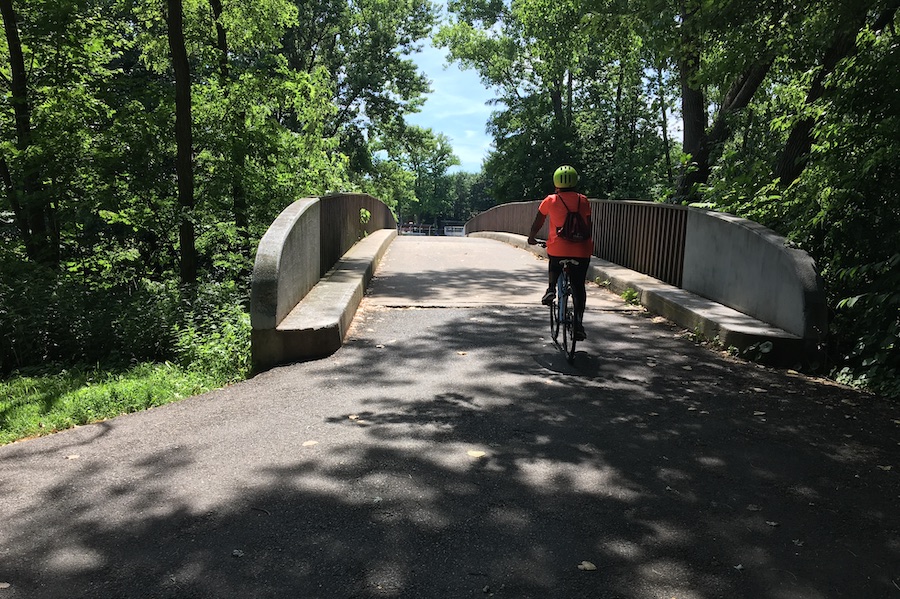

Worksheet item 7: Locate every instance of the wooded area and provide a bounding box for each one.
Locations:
[0,0,897,399]
[438,0,899,396]
[0,0,473,389]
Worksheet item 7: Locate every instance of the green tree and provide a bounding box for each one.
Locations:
[778,15,899,395]
[0,0,126,267]
[774,5,898,187]
[372,123,459,223]
[439,0,899,396]
[165,0,197,285]
[281,0,438,174]
[0,0,50,264]
[446,170,491,220]
[437,0,576,200]
[400,126,460,220]
[438,0,672,202]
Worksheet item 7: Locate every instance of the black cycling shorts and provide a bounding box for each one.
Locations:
[548,255,589,283]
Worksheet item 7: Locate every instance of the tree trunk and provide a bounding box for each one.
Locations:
[775,7,897,186]
[0,155,24,235]
[675,0,774,204]
[209,0,249,257]
[209,0,228,81]
[550,83,564,128]
[705,57,773,156]
[676,58,773,200]
[607,62,625,193]
[658,66,674,186]
[166,0,196,285]
[0,0,56,265]
[613,62,625,152]
[677,0,705,159]
[675,53,707,200]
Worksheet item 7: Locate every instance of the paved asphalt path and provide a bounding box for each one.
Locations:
[1,237,899,599]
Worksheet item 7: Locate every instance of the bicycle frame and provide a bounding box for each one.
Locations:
[551,258,579,363]
[537,241,580,363]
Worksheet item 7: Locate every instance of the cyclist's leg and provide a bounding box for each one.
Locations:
[568,258,589,338]
[544,256,563,305]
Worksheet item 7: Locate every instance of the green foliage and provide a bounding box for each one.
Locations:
[621,287,639,305]
[384,124,460,220]
[0,0,438,282]
[740,340,775,363]
[439,0,678,202]
[832,255,900,397]
[698,8,900,395]
[0,362,218,445]
[0,258,180,373]
[1,0,896,403]
[445,171,493,220]
[0,0,456,446]
[0,271,252,444]
[0,248,251,379]
[173,288,251,387]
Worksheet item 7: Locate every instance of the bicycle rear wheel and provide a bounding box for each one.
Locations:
[560,282,576,363]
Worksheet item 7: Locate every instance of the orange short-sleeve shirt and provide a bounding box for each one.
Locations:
[539,191,593,258]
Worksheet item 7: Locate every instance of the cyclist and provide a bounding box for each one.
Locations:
[526,165,593,340]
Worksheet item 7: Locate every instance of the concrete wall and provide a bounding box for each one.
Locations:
[682,209,827,340]
[251,199,320,330]
[251,229,396,371]
[250,194,397,370]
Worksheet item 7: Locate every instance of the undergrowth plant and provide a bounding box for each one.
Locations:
[621,287,640,305]
[0,258,253,444]
[831,254,900,397]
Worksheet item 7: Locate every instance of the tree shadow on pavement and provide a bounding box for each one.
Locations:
[1,306,898,598]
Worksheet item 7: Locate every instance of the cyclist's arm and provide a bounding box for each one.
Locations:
[527,212,546,245]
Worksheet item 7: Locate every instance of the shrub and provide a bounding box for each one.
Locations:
[172,282,251,385]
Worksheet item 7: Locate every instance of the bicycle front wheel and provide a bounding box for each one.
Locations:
[550,298,560,341]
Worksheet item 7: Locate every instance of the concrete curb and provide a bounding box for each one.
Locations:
[251,229,396,370]
[471,231,805,364]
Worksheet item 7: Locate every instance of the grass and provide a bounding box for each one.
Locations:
[0,362,226,445]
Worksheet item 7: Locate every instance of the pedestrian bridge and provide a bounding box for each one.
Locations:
[250,193,826,371]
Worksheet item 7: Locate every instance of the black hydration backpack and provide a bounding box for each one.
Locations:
[555,194,590,242]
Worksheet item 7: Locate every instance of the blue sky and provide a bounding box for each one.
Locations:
[406,43,497,173]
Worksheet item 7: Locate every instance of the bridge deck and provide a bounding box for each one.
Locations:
[365,235,802,362]
[365,236,618,309]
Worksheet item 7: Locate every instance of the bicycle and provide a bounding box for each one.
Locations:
[539,242,580,363]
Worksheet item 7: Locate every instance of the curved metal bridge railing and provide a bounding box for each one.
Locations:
[464,199,826,347]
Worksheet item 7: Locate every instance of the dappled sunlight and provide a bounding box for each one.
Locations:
[516,460,640,501]
[2,277,898,597]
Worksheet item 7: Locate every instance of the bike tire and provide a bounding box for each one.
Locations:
[563,298,577,363]
[559,280,576,363]
[550,298,560,341]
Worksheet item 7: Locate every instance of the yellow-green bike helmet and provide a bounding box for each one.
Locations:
[553,165,578,188]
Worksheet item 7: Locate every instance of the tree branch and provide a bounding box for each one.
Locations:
[775,6,898,186]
